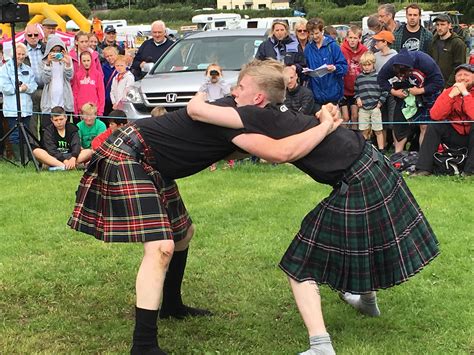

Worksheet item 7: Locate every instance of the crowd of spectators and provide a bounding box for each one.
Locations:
[1,6,473,175]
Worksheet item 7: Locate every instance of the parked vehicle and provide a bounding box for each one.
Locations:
[123,28,268,119]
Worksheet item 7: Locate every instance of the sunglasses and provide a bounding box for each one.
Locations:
[296,30,308,33]
[27,33,40,38]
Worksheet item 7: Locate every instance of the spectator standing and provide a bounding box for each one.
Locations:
[132,20,173,80]
[430,14,467,88]
[72,51,105,118]
[378,4,398,33]
[392,3,433,54]
[77,103,106,149]
[32,106,92,170]
[378,49,444,152]
[413,64,474,176]
[355,51,387,151]
[110,55,134,111]
[23,23,45,140]
[40,35,74,136]
[256,19,306,73]
[41,18,58,44]
[283,65,315,115]
[304,18,348,112]
[362,14,383,52]
[295,18,309,53]
[373,31,397,149]
[0,43,38,160]
[89,33,103,60]
[98,25,125,60]
[102,46,119,116]
[340,25,368,127]
[70,31,103,81]
[0,43,6,158]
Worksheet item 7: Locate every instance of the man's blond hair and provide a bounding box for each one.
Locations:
[238,59,286,104]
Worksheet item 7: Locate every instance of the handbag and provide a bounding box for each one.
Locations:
[433,144,468,175]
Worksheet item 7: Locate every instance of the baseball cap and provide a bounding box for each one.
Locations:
[42,18,58,27]
[454,63,474,75]
[372,30,395,44]
[433,14,452,23]
[104,25,117,34]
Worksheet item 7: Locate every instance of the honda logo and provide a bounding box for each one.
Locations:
[165,93,178,103]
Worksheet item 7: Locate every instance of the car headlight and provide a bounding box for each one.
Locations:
[126,87,143,104]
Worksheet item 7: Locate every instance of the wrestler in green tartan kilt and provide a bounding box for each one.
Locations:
[279,144,439,294]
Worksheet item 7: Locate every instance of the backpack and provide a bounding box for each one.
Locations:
[433,144,468,175]
[390,151,419,173]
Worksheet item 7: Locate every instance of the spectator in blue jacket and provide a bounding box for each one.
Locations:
[304,18,348,111]
[255,19,306,73]
[0,42,38,160]
[378,49,444,152]
[102,46,119,117]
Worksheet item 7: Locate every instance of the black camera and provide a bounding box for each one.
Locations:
[209,70,220,76]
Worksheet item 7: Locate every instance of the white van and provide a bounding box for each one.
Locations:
[241,17,301,32]
[191,13,241,31]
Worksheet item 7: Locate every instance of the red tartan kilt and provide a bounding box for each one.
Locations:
[68,138,192,243]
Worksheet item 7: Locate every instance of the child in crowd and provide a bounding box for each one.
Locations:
[198,64,233,170]
[33,106,92,170]
[77,103,106,149]
[72,51,105,119]
[101,46,119,116]
[69,31,103,79]
[355,51,387,151]
[40,35,74,137]
[150,105,167,117]
[91,110,128,150]
[340,25,368,128]
[110,55,134,110]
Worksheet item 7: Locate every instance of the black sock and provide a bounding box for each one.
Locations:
[161,248,188,314]
[131,307,158,351]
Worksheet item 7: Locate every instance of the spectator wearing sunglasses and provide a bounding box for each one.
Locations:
[295,18,310,53]
[23,24,46,139]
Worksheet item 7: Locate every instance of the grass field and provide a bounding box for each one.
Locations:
[0,161,473,354]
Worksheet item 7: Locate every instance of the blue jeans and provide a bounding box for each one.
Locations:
[6,116,31,144]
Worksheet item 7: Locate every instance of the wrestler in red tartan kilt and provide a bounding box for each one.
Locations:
[279,143,440,294]
[68,132,191,243]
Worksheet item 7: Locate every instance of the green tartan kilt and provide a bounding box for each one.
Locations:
[279,143,439,294]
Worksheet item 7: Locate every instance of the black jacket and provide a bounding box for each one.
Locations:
[284,85,315,115]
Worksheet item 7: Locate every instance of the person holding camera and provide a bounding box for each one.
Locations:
[40,35,74,138]
[0,42,38,161]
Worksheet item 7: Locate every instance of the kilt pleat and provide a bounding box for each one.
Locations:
[279,143,439,294]
[68,127,191,243]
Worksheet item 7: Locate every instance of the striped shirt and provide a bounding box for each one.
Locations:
[354,70,387,110]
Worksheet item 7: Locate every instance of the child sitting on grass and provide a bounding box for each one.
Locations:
[77,103,106,149]
[354,51,387,152]
[91,110,128,150]
[32,106,92,170]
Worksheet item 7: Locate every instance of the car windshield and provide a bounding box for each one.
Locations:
[152,35,264,73]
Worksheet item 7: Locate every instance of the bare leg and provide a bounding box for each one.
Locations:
[393,135,407,153]
[340,105,350,124]
[419,124,427,147]
[362,129,371,140]
[77,149,93,164]
[374,130,385,150]
[32,148,64,168]
[350,104,359,130]
[289,278,326,336]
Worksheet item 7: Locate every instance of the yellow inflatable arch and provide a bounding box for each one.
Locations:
[1,2,90,38]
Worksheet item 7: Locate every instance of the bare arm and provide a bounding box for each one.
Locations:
[187,92,244,128]
[231,106,342,163]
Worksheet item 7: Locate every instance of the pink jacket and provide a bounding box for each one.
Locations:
[72,63,105,116]
[69,48,103,81]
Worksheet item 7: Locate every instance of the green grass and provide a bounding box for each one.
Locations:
[0,161,473,354]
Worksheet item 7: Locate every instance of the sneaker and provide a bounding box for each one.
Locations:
[48,166,66,171]
[410,170,431,177]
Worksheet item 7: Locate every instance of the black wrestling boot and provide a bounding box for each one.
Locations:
[131,307,167,355]
[159,248,212,320]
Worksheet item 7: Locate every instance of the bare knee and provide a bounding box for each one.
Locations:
[143,239,175,267]
[174,224,195,252]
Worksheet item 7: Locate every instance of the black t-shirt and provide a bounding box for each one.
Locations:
[401,27,422,51]
[42,122,80,161]
[134,99,242,179]
[236,104,366,185]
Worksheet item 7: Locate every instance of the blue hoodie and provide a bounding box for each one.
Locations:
[377,49,444,100]
[304,35,348,104]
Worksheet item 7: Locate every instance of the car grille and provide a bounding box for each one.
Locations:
[143,92,197,106]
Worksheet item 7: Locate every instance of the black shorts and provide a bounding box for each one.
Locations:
[340,95,357,107]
